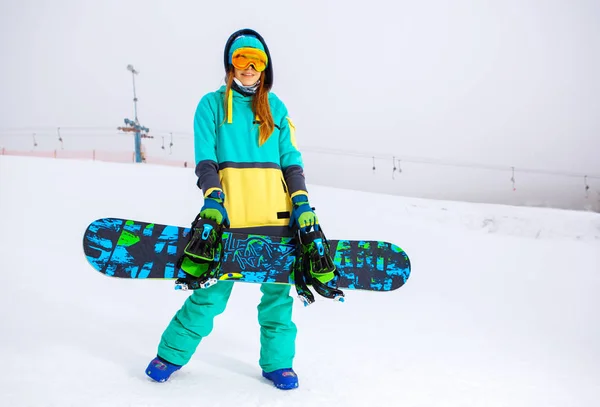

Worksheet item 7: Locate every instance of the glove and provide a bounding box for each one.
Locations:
[288,194,318,231]
[200,190,230,227]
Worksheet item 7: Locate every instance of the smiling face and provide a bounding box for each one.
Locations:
[234,66,261,86]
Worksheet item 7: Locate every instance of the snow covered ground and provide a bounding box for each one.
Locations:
[1,155,599,407]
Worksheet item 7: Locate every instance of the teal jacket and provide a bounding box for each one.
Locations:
[193,86,308,229]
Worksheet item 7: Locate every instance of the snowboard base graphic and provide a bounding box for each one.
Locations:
[83,218,411,292]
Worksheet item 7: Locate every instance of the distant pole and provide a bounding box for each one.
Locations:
[118,64,152,163]
[127,64,139,122]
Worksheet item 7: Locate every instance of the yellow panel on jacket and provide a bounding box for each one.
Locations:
[219,167,292,228]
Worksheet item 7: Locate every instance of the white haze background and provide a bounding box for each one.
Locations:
[1,0,599,210]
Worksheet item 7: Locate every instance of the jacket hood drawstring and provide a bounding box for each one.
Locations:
[225,86,261,125]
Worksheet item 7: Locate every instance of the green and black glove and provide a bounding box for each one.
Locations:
[288,194,318,231]
[199,190,230,227]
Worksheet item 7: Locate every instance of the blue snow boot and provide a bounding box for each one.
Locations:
[262,368,299,390]
[145,356,181,383]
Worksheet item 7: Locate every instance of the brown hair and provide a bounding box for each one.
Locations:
[223,69,275,146]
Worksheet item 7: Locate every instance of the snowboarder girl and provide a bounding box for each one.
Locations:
[145,28,334,390]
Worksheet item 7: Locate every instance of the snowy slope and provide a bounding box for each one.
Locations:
[1,155,599,407]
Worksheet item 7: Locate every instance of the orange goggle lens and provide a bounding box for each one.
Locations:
[231,47,268,72]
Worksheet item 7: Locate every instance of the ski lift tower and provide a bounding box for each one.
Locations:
[118,64,152,163]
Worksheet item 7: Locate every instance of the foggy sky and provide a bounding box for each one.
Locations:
[1,0,599,176]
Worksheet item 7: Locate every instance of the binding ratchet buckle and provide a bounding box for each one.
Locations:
[174,217,225,291]
[292,225,345,306]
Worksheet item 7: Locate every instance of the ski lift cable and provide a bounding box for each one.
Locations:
[300,146,600,180]
[2,126,599,180]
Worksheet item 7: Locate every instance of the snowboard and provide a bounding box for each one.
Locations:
[83,218,411,292]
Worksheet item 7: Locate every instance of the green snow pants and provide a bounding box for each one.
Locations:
[156,281,297,372]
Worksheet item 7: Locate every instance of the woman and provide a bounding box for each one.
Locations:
[145,28,322,391]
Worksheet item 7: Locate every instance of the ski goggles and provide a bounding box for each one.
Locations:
[231,47,268,72]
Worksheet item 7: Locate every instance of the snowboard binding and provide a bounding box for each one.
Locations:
[292,225,345,306]
[174,216,225,291]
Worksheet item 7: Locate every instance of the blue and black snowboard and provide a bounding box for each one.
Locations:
[83,218,411,292]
